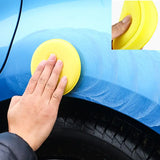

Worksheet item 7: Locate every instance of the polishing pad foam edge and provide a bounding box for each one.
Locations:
[31,39,81,95]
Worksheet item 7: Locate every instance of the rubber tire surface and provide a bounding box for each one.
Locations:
[37,97,160,160]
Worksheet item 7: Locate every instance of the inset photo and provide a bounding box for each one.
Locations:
[112,0,160,50]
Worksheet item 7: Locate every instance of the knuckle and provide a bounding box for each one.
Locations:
[53,67,61,77]
[46,61,54,68]
[39,77,45,84]
[119,21,128,32]
[52,93,61,101]
[46,81,54,89]
[44,109,57,119]
[113,22,127,36]
[30,77,37,84]
[53,68,59,75]
[115,23,123,32]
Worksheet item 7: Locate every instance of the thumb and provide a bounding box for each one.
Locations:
[9,96,21,108]
[112,15,132,40]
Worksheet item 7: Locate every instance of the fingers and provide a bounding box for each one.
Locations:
[25,53,67,107]
[34,54,57,95]
[50,76,67,108]
[24,60,46,95]
[112,15,132,40]
[42,60,63,100]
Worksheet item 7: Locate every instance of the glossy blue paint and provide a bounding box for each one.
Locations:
[0,0,21,70]
[1,0,160,134]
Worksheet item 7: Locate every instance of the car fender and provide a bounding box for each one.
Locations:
[1,0,160,134]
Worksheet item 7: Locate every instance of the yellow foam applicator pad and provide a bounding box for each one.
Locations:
[31,39,81,95]
[113,0,158,49]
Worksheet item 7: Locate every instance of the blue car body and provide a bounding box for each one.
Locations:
[1,0,160,134]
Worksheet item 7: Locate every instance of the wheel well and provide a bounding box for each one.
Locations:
[59,96,159,138]
[57,96,160,159]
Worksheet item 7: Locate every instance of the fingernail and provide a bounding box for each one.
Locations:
[122,15,131,24]
[48,54,56,60]
[57,60,63,66]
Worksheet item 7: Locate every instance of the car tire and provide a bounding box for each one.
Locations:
[37,97,160,160]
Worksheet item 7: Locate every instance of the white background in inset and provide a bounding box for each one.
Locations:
[112,0,160,50]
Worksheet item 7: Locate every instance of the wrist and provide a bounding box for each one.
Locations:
[9,130,38,151]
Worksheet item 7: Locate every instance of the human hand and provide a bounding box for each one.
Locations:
[8,54,67,151]
[112,15,132,40]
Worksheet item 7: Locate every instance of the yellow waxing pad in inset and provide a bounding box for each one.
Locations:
[31,39,81,95]
[113,0,158,49]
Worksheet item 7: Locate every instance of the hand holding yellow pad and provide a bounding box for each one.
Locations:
[31,39,81,95]
[113,0,158,50]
